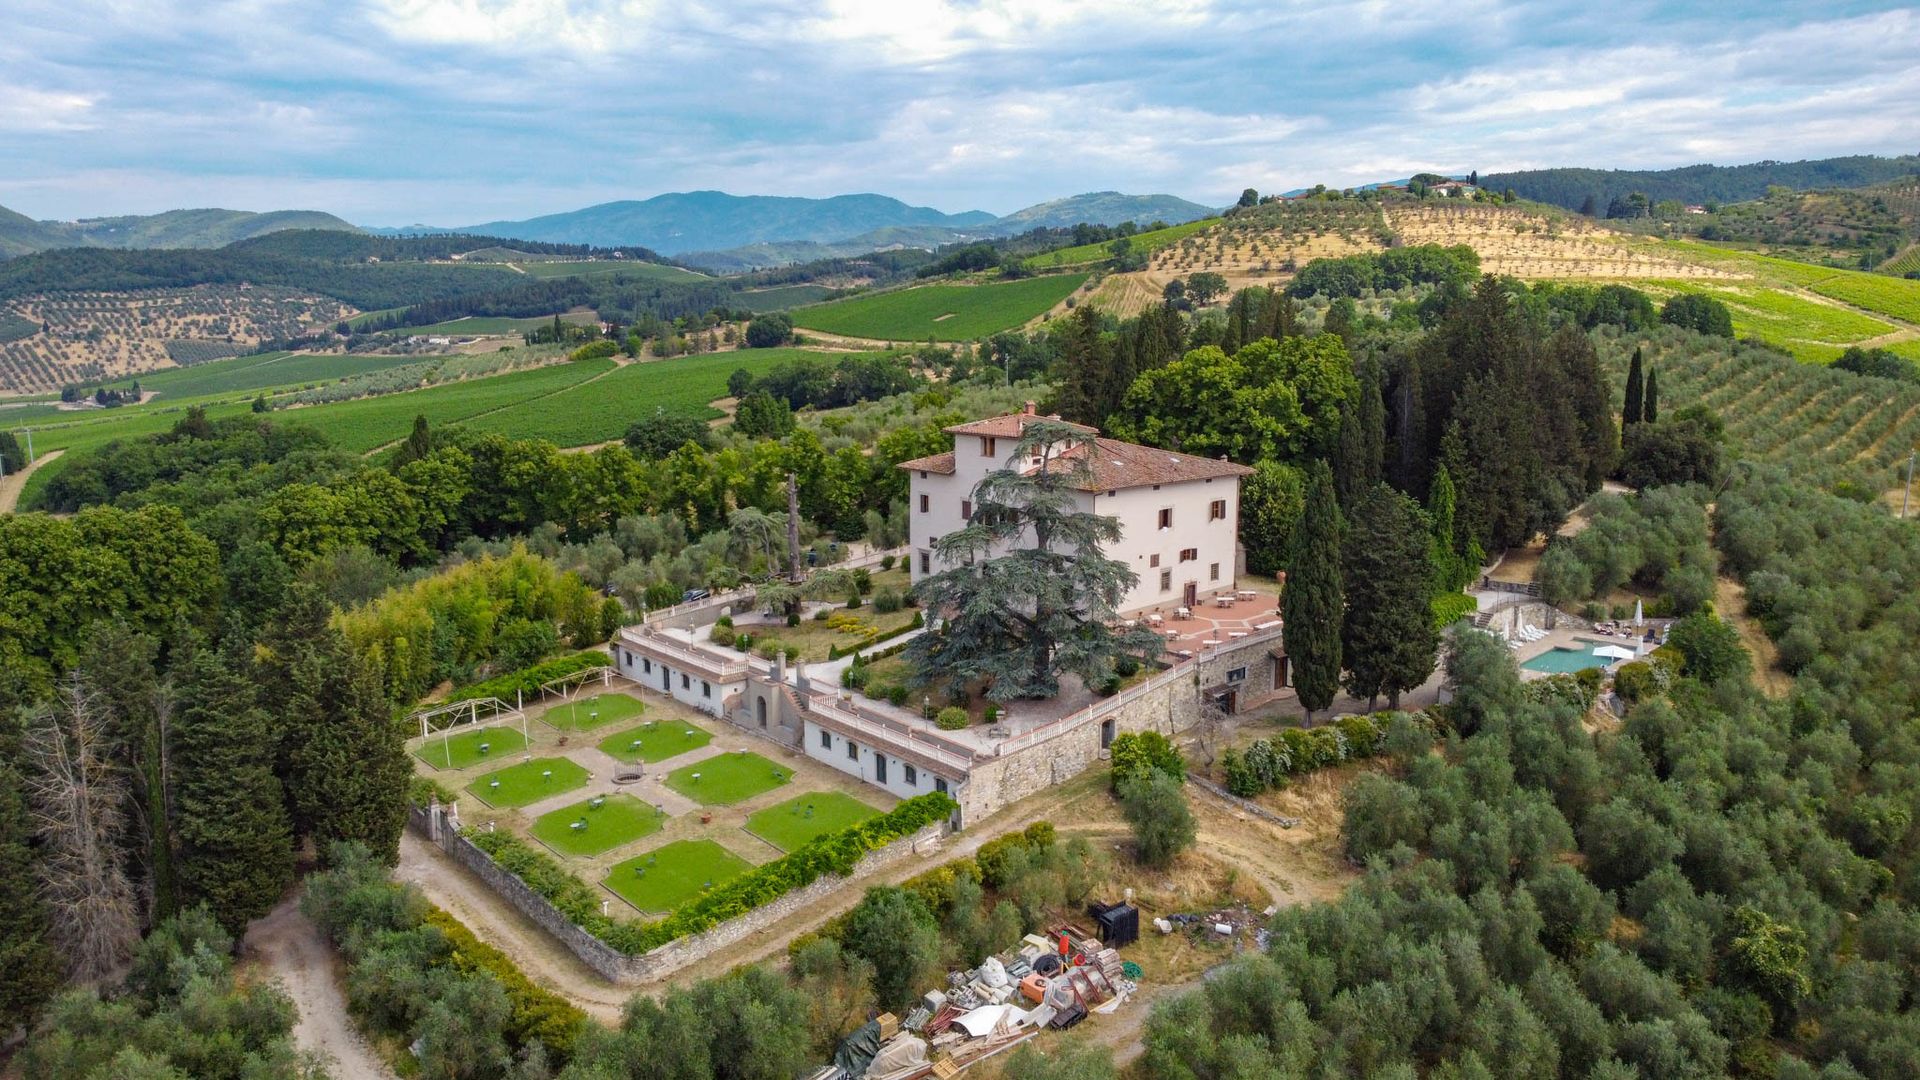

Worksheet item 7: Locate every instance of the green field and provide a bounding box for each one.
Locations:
[738,285,833,312]
[541,692,644,732]
[744,791,881,852]
[467,757,591,808]
[530,793,665,858]
[663,751,791,805]
[285,357,617,452]
[1027,218,1217,269]
[512,261,708,282]
[388,312,601,337]
[132,351,427,400]
[790,274,1089,341]
[461,349,828,446]
[413,725,529,770]
[598,720,713,764]
[604,839,753,913]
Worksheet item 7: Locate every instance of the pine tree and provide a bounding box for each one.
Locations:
[1644,368,1659,424]
[1048,306,1115,426]
[0,757,59,1027]
[1342,484,1440,710]
[1284,461,1344,722]
[170,645,294,935]
[1622,347,1644,426]
[77,622,176,923]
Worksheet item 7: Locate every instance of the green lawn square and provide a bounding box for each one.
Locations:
[542,692,644,733]
[597,719,713,764]
[663,751,792,805]
[413,725,528,771]
[530,793,666,858]
[467,757,590,808]
[604,840,754,914]
[745,791,883,852]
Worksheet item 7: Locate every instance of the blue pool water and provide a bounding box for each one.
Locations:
[1521,640,1621,674]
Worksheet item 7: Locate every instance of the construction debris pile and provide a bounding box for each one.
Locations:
[805,908,1142,1080]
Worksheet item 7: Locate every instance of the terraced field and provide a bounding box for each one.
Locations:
[790,273,1088,341]
[286,357,618,451]
[1597,326,1920,490]
[388,311,601,337]
[132,351,432,399]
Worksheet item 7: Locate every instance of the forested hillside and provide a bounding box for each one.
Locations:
[1485,154,1920,215]
[0,204,361,258]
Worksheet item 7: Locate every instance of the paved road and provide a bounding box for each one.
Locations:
[242,890,395,1079]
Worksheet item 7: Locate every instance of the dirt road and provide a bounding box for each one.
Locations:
[0,449,61,513]
[241,891,395,1079]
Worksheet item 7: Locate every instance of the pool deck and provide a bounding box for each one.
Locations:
[1510,625,1649,679]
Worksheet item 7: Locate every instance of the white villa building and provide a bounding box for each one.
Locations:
[897,403,1253,614]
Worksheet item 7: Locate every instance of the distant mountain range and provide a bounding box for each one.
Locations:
[0,205,361,259]
[377,190,1219,267]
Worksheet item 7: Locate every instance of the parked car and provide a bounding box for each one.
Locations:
[681,587,711,604]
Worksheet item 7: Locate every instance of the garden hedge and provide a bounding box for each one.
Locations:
[1220,712,1436,796]
[466,791,957,954]
[445,651,610,705]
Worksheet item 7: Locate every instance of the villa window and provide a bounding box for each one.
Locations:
[1179,548,1198,562]
[1157,508,1173,530]
[681,673,690,689]
[820,729,832,749]
[702,681,711,698]
[847,740,859,761]
[919,493,929,513]
[1210,562,1220,581]
[1210,499,1227,521]
[920,551,930,573]
[642,658,652,674]
[1228,666,1247,683]
[904,764,918,786]
[981,436,996,456]
[1160,569,1172,592]
[1149,554,1160,568]
[935,777,949,794]
[961,499,972,520]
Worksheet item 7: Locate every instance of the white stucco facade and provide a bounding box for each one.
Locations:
[611,634,747,719]
[901,405,1249,615]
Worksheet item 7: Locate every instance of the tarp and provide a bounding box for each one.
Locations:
[864,1036,928,1078]
[954,1006,1012,1037]
[1594,645,1636,660]
[832,1021,882,1075]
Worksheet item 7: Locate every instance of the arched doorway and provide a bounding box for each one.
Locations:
[755,696,767,727]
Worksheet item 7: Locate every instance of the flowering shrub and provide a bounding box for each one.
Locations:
[1220,712,1433,797]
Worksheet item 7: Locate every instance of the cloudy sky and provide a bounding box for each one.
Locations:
[4,0,1917,225]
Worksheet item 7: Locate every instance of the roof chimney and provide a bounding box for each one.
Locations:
[1023,400,1036,415]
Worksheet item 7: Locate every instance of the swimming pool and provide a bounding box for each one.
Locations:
[1521,639,1624,674]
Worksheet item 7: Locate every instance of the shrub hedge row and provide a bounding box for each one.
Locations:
[826,611,925,661]
[466,791,957,955]
[425,907,587,1058]
[445,651,610,704]
[1220,712,1435,797]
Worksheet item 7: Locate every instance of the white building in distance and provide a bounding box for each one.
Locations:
[897,403,1253,615]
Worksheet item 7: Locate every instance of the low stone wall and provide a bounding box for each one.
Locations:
[407,807,946,984]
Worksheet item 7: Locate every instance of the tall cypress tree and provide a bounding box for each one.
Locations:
[1332,356,1386,509]
[1644,368,1659,424]
[0,757,58,1026]
[170,645,294,935]
[1284,461,1344,722]
[1622,347,1645,426]
[1342,484,1440,710]
[1426,464,1470,593]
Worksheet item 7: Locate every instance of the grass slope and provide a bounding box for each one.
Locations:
[460,348,830,446]
[530,793,665,858]
[604,839,753,914]
[286,357,617,452]
[1026,219,1215,269]
[791,274,1088,341]
[134,351,425,400]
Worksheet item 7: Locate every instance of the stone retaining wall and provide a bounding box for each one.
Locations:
[407,806,946,984]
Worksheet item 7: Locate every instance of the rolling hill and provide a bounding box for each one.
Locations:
[0,204,362,258]
[990,191,1215,232]
[1483,154,1920,215]
[423,191,997,255]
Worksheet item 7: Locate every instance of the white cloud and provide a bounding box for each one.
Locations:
[0,84,98,132]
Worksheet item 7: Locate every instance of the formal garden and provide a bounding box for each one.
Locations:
[409,680,902,925]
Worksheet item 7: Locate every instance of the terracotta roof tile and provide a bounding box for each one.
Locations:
[942,412,1095,438]
[1064,438,1253,491]
[896,451,956,475]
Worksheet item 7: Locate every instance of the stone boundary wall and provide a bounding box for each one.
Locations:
[1187,774,1300,829]
[406,806,946,984]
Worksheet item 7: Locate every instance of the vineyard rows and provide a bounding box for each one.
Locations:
[790,274,1087,341]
